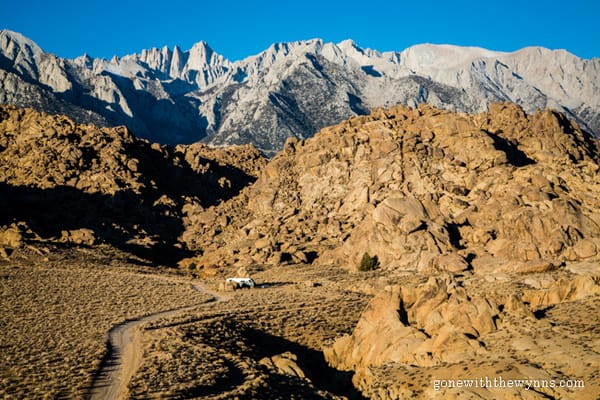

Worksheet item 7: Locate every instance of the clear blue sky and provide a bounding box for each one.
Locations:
[2,0,599,60]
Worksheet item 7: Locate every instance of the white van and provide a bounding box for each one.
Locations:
[226,277,256,289]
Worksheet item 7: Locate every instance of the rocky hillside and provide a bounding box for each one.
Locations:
[2,102,599,398]
[179,102,600,399]
[0,105,265,264]
[1,30,599,155]
[184,102,600,274]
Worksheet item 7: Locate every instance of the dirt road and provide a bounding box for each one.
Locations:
[88,282,225,400]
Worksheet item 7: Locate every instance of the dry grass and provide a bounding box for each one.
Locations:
[3,246,598,399]
[128,265,370,399]
[0,247,370,399]
[0,254,210,399]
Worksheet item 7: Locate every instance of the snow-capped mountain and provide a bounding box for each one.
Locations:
[1,29,598,154]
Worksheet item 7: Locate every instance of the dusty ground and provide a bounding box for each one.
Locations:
[0,247,371,399]
[127,267,370,399]
[1,246,599,399]
[0,247,211,399]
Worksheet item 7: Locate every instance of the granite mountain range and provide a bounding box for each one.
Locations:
[1,29,598,155]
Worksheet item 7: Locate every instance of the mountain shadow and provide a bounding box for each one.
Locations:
[0,104,262,265]
[0,145,258,266]
[241,327,367,400]
[0,183,188,265]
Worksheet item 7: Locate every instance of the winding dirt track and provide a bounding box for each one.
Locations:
[88,282,226,400]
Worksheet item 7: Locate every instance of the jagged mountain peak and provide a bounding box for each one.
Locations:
[337,38,359,49]
[190,39,209,48]
[0,29,43,56]
[257,39,324,60]
[0,29,45,79]
[336,39,382,59]
[83,39,232,88]
[0,30,598,153]
[230,39,326,86]
[72,53,94,69]
[186,39,229,70]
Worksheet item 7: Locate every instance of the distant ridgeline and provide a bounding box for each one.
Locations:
[1,29,599,156]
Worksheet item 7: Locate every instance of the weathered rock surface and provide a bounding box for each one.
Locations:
[179,102,600,398]
[0,105,265,264]
[327,269,600,399]
[324,274,496,370]
[189,102,600,275]
[2,102,599,399]
[259,352,307,379]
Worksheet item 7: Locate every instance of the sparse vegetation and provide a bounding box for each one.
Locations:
[0,247,372,399]
[358,252,378,271]
[130,266,370,399]
[0,252,210,399]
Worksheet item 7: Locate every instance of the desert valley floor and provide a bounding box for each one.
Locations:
[1,245,599,399]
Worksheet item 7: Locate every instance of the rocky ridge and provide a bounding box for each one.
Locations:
[178,102,600,398]
[1,29,599,154]
[185,102,600,275]
[0,105,265,263]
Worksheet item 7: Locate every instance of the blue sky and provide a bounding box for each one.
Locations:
[2,0,599,60]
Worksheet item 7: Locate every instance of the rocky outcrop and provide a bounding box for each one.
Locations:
[173,102,600,398]
[322,103,600,273]
[323,269,600,399]
[188,102,599,276]
[259,352,307,379]
[0,105,265,264]
[324,274,496,371]
[2,101,599,398]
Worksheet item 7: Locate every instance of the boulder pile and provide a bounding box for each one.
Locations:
[188,102,600,275]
